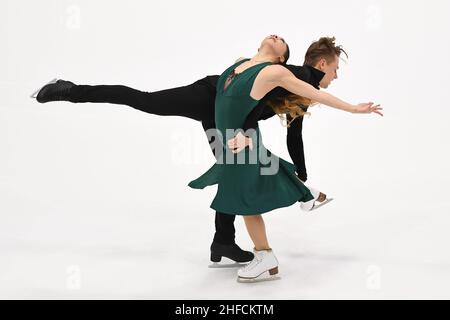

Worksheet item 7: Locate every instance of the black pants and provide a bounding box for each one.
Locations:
[66,76,236,245]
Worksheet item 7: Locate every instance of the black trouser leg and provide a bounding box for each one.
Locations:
[67,76,218,121]
[213,212,236,245]
[200,119,237,245]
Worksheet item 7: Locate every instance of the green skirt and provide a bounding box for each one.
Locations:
[188,145,314,215]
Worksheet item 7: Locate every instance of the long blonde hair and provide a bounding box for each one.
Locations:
[266,94,316,127]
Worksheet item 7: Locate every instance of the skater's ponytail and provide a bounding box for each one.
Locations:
[282,43,290,65]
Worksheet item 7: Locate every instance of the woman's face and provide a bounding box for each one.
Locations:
[260,35,288,63]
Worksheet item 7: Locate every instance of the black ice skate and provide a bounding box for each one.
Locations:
[209,241,254,268]
[30,79,75,103]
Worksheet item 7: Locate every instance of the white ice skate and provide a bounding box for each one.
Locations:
[237,249,280,283]
[300,185,334,212]
[30,78,58,99]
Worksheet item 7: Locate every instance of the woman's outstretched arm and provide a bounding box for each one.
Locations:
[229,65,383,153]
[269,65,383,116]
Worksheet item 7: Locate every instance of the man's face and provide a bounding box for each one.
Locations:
[315,55,339,89]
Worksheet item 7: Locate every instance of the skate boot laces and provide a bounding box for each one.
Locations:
[241,250,265,273]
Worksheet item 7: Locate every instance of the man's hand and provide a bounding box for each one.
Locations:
[227,131,253,154]
[353,102,383,116]
[297,174,307,183]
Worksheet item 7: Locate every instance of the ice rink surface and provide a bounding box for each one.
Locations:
[1,0,449,299]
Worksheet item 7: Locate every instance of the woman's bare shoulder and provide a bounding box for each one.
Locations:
[260,64,293,81]
[266,64,291,74]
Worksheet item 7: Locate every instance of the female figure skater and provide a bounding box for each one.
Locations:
[187,35,382,282]
[30,36,346,267]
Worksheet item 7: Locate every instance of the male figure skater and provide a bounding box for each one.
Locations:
[32,36,346,266]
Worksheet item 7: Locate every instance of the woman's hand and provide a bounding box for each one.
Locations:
[352,102,383,116]
[227,131,253,154]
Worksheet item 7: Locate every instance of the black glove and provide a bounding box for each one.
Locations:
[297,172,307,183]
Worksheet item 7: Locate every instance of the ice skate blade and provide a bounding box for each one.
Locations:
[209,262,248,269]
[237,274,281,283]
[310,198,334,211]
[30,78,58,98]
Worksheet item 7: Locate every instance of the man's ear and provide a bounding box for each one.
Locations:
[316,58,327,71]
[319,58,327,69]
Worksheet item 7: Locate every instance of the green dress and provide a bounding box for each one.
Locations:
[188,58,314,215]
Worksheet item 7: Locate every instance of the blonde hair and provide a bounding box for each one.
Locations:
[266,94,317,127]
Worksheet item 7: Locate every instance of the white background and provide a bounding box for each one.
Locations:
[1,0,450,299]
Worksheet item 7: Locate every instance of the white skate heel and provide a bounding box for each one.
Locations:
[30,78,58,98]
[237,249,280,283]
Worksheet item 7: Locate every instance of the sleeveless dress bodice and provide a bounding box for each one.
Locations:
[188,59,314,215]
